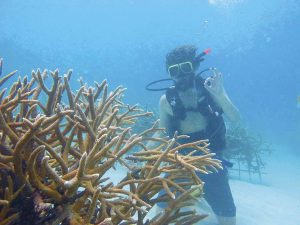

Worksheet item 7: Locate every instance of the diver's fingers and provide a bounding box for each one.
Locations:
[213,71,223,84]
[211,68,223,80]
[211,67,219,76]
[204,77,213,88]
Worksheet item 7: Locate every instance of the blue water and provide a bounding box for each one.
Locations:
[1,0,299,151]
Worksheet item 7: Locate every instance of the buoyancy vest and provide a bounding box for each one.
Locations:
[165,75,226,153]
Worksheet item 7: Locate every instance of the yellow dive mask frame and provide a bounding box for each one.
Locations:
[168,61,194,78]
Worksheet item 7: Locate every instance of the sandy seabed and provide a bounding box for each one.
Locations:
[190,144,300,225]
[229,144,300,225]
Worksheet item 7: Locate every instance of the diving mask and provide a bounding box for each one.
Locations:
[168,61,194,78]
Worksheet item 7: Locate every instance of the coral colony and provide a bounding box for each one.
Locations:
[0,60,221,225]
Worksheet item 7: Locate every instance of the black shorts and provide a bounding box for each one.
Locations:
[200,166,236,217]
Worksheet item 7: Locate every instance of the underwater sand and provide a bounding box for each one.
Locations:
[109,144,300,225]
[230,145,300,225]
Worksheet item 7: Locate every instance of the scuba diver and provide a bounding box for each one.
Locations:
[146,45,240,225]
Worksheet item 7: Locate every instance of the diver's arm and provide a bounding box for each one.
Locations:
[154,95,173,138]
[212,93,240,123]
[146,95,172,149]
[158,94,173,132]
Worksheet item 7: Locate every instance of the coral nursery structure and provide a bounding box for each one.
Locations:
[224,125,272,182]
[0,60,221,225]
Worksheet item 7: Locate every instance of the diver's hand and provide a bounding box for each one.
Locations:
[204,69,240,122]
[204,70,226,99]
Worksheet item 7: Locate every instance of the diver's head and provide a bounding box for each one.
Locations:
[166,45,200,91]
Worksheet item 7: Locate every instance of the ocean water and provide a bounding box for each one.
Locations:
[1,0,300,224]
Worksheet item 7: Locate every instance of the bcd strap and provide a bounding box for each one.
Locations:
[165,86,186,120]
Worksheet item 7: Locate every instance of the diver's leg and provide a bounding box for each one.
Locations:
[199,167,236,225]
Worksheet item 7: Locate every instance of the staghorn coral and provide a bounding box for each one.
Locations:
[0,59,221,225]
